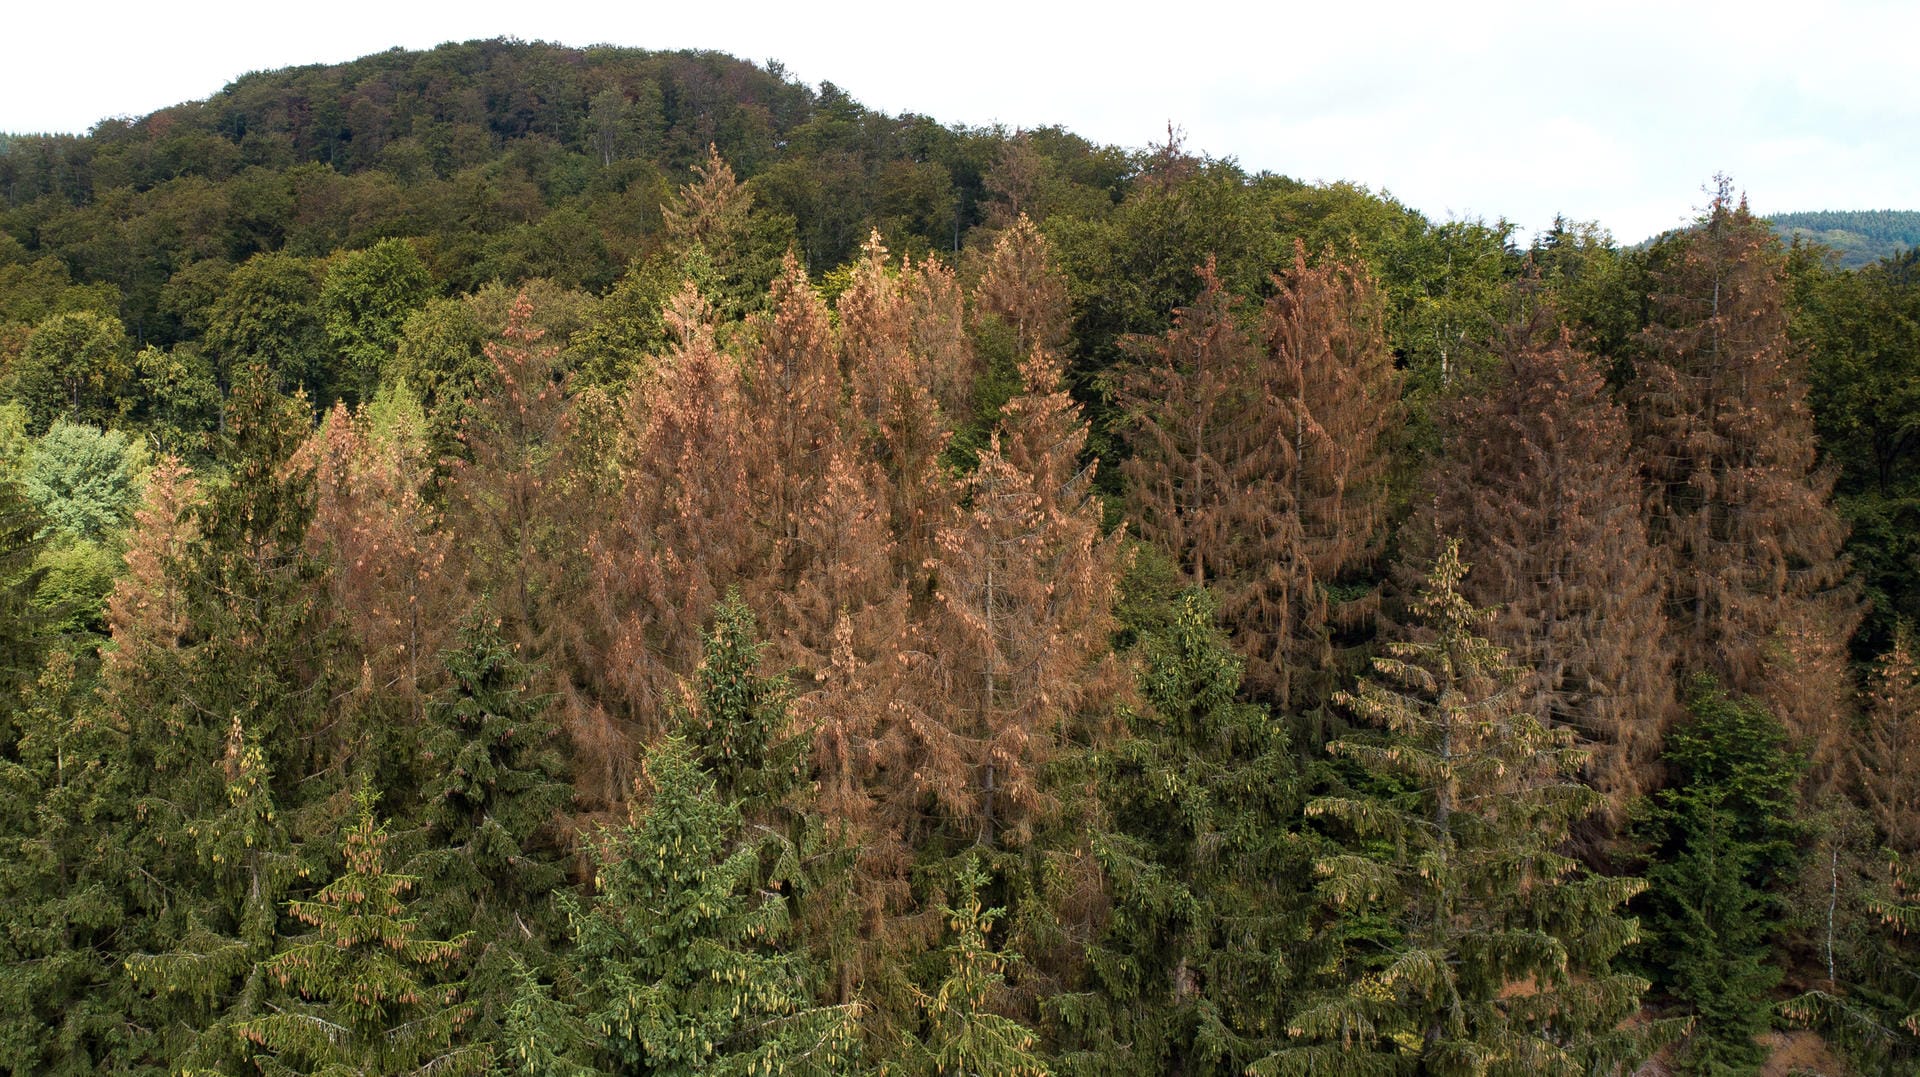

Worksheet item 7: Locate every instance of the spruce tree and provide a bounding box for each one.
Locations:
[303,390,460,792]
[1261,543,1652,1076]
[1055,586,1312,1075]
[116,366,342,1070]
[773,448,917,1019]
[1119,258,1273,597]
[1776,633,1920,1070]
[1408,318,1675,835]
[1854,627,1920,854]
[236,791,486,1077]
[742,254,851,603]
[568,736,859,1076]
[1120,248,1397,712]
[0,650,147,1073]
[443,292,612,807]
[406,615,572,1044]
[444,292,572,649]
[1629,181,1858,778]
[682,591,807,812]
[975,214,1071,366]
[908,350,1126,851]
[591,283,762,750]
[838,232,954,584]
[1257,243,1398,712]
[1634,680,1805,1074]
[909,857,1053,1077]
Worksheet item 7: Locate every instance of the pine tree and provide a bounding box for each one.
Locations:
[1260,543,1652,1076]
[569,735,859,1076]
[407,615,572,1043]
[1409,319,1675,835]
[1629,182,1859,778]
[237,791,486,1077]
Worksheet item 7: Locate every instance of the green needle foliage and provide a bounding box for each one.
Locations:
[238,789,486,1077]
[911,856,1052,1077]
[683,591,807,813]
[407,614,571,1041]
[0,652,145,1073]
[1260,542,1655,1076]
[1056,585,1312,1075]
[569,735,858,1076]
[1635,679,1806,1074]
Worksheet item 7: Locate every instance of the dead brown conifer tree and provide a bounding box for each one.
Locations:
[1629,183,1858,777]
[1408,318,1676,832]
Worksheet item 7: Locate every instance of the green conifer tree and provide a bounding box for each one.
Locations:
[682,591,807,812]
[1260,542,1653,1076]
[1635,680,1806,1074]
[406,614,572,1044]
[1054,585,1312,1075]
[237,791,486,1076]
[117,366,344,1068]
[0,650,147,1073]
[569,735,858,1076]
[910,856,1053,1077]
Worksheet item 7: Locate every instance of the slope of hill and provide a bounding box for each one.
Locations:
[1771,209,1920,268]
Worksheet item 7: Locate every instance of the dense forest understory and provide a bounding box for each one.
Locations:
[4,38,1920,1076]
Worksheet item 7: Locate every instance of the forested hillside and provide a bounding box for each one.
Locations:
[3,38,1920,1076]
[1772,209,1920,268]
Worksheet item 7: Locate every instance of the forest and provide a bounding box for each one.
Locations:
[1769,211,1920,269]
[3,37,1920,1077]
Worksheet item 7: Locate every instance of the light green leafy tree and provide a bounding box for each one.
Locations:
[21,420,146,542]
[320,238,435,405]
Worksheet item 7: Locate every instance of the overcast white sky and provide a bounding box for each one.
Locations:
[6,0,1913,243]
